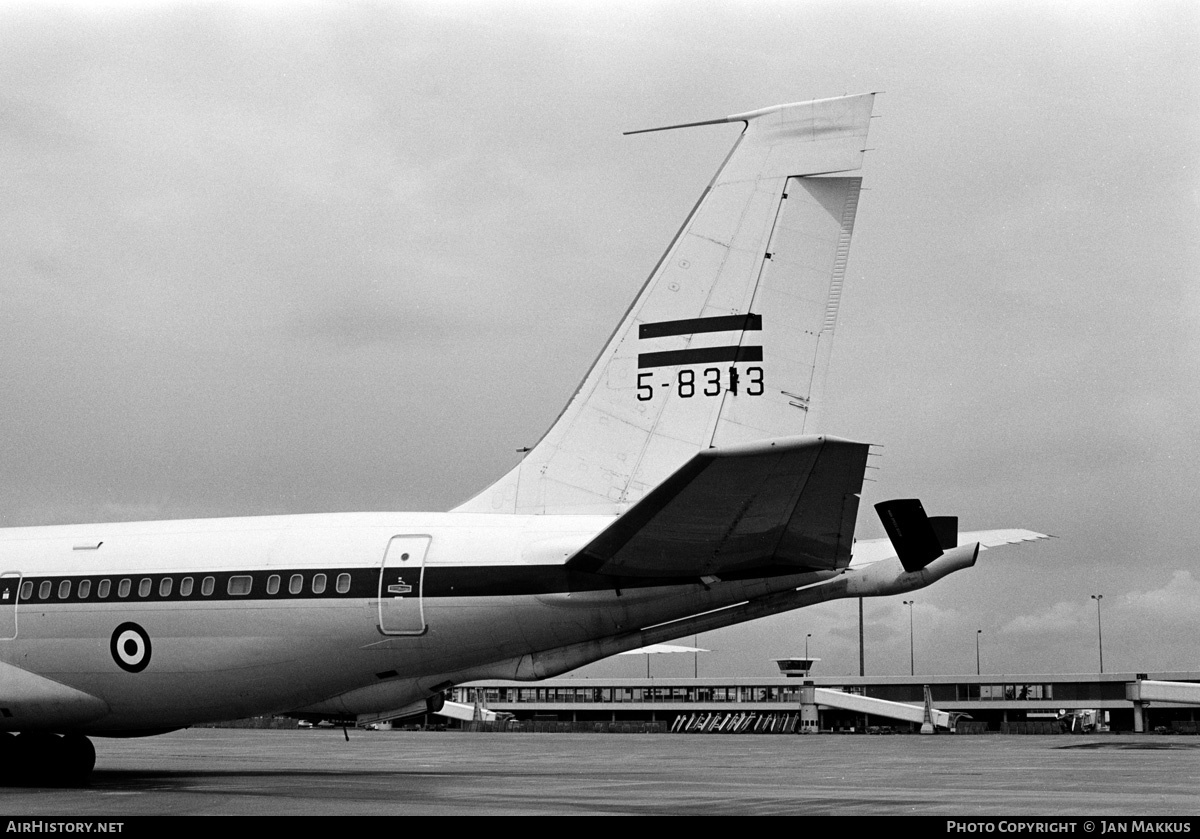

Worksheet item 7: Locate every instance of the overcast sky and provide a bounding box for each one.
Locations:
[2,1,1197,680]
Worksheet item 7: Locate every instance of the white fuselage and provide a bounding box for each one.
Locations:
[0,513,828,734]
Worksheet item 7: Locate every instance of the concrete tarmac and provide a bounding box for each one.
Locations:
[1,729,1198,816]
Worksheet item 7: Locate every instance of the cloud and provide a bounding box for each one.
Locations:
[1121,571,1200,625]
[1001,572,1200,638]
[1001,601,1090,635]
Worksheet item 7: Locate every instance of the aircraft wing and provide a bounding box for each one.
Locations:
[849,529,1049,566]
[567,435,869,578]
[959,529,1050,549]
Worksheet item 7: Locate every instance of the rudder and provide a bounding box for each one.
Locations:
[456,94,875,515]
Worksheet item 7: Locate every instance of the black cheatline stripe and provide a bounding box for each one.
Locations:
[14,569,382,605]
[8,567,718,604]
[639,313,762,340]
[638,345,763,370]
[11,562,828,606]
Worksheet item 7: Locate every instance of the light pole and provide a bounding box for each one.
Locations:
[1091,594,1104,673]
[976,629,982,675]
[903,600,915,676]
[859,597,865,677]
[805,633,812,661]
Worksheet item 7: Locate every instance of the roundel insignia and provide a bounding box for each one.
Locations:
[110,622,152,673]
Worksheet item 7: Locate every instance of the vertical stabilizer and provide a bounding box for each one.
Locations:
[456,93,875,515]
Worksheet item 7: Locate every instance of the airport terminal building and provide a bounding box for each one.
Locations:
[453,671,1200,734]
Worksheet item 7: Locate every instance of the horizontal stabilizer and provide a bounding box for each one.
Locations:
[568,435,868,578]
[875,498,944,572]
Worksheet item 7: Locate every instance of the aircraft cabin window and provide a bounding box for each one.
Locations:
[336,573,350,594]
[266,575,280,595]
[58,580,71,599]
[97,579,111,598]
[118,579,131,598]
[138,578,152,598]
[312,574,326,595]
[180,577,193,596]
[288,574,303,595]
[39,581,52,600]
[159,577,172,597]
[201,576,215,596]
[78,580,92,599]
[20,581,32,601]
[227,576,252,596]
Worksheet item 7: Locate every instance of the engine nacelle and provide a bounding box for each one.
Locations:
[844,542,979,597]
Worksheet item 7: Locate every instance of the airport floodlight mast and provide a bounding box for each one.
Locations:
[1091,594,1105,673]
[859,598,865,677]
[976,629,982,675]
[903,600,915,676]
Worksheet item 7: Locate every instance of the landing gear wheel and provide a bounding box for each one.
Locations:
[3,733,95,786]
[59,735,96,786]
[15,732,58,784]
[0,733,15,785]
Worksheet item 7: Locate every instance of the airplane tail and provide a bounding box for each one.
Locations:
[456,93,876,515]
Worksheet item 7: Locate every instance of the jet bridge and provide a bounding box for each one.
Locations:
[806,685,952,732]
[436,700,501,723]
[1126,679,1200,732]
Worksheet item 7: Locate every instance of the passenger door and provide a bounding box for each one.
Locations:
[0,572,20,640]
[377,535,430,636]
